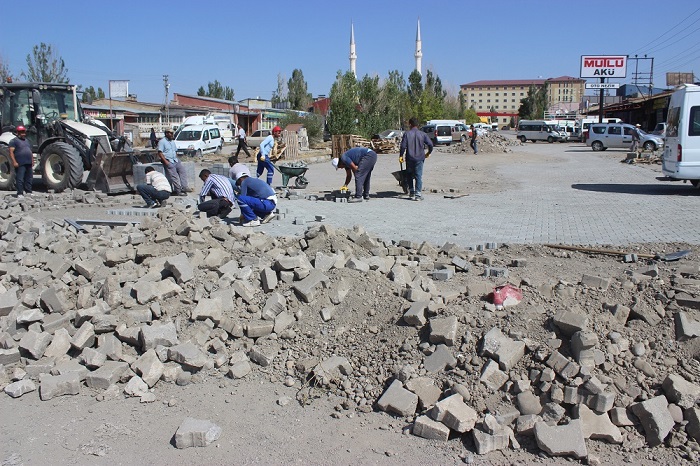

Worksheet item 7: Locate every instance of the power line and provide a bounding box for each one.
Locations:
[632,7,700,54]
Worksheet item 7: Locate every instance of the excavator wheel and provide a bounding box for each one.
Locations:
[0,145,16,190]
[40,142,83,192]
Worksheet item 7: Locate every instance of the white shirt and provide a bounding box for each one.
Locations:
[238,127,246,140]
[146,171,172,193]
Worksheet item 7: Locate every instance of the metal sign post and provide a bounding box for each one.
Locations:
[108,80,129,133]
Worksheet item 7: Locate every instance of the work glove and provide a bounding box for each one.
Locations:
[398,157,404,164]
[425,152,431,159]
[259,155,265,162]
[339,185,348,192]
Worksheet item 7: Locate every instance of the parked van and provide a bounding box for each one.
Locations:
[661,84,700,188]
[587,123,663,151]
[516,120,561,143]
[420,124,452,145]
[451,123,472,143]
[174,124,222,157]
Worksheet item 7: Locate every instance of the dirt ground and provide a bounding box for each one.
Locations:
[1,135,699,465]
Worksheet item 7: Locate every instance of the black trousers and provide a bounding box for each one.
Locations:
[235,139,251,157]
[198,198,232,218]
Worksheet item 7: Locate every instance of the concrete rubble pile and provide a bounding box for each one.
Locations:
[1,198,700,461]
[445,132,522,154]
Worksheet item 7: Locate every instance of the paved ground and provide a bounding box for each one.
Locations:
[23,136,700,247]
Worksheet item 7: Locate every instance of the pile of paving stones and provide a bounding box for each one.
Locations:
[444,132,522,154]
[1,197,700,460]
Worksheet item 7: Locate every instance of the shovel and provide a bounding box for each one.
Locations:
[544,244,691,262]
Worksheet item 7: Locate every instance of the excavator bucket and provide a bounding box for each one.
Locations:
[85,149,157,194]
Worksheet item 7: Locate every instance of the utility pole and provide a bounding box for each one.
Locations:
[163,74,170,127]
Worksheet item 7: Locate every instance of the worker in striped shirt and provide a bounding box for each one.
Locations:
[197,169,236,219]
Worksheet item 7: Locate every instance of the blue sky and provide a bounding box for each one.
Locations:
[1,0,698,104]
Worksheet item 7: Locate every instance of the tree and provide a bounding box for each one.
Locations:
[328,71,359,135]
[463,108,480,124]
[81,85,105,103]
[518,85,548,120]
[196,80,234,100]
[23,43,69,83]
[287,69,312,111]
[0,55,12,83]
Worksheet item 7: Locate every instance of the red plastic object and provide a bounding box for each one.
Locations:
[491,284,523,309]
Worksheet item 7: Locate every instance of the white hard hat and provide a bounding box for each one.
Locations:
[235,169,250,180]
[331,158,339,169]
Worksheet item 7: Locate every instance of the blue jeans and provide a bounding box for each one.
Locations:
[406,159,424,196]
[15,163,33,195]
[236,195,275,221]
[470,140,478,154]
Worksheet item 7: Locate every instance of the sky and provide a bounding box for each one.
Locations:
[1,0,699,105]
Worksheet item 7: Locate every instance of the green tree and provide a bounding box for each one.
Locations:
[287,69,312,111]
[518,85,548,120]
[81,85,105,103]
[406,70,423,120]
[0,55,12,83]
[23,43,69,83]
[328,71,359,135]
[463,108,480,124]
[197,80,234,100]
[279,111,323,143]
[380,70,407,129]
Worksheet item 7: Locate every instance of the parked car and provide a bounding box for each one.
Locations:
[173,124,222,157]
[587,123,664,151]
[247,129,273,148]
[652,122,667,137]
[451,123,471,143]
[420,124,452,145]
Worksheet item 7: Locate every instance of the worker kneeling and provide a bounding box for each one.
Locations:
[234,169,277,227]
[198,169,236,219]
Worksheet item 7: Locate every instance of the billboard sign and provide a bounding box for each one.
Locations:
[109,80,129,99]
[580,55,627,78]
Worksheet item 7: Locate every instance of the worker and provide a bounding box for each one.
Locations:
[399,117,433,201]
[234,124,251,158]
[197,169,236,219]
[257,126,282,185]
[157,129,189,196]
[228,155,250,186]
[8,126,33,199]
[234,169,277,227]
[332,147,377,203]
[136,166,172,208]
[630,124,641,153]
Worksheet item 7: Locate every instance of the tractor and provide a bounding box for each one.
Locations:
[0,82,155,193]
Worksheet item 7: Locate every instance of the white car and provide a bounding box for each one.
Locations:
[174,124,222,157]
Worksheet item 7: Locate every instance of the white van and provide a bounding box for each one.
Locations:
[661,84,700,188]
[174,124,222,157]
[516,120,561,143]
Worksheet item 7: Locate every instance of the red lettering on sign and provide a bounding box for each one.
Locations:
[583,57,626,68]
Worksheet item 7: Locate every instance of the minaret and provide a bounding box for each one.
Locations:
[349,22,357,77]
[415,18,422,76]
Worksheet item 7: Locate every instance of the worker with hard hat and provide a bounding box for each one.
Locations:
[257,125,282,185]
[8,126,33,199]
[233,169,277,227]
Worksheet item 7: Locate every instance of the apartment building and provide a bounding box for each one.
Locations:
[460,76,585,126]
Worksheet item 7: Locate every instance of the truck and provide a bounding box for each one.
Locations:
[0,82,156,193]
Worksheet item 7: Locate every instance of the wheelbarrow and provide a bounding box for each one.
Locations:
[273,162,309,188]
[391,160,409,194]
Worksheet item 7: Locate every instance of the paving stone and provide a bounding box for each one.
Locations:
[133,279,182,305]
[423,344,457,373]
[71,321,96,350]
[629,306,662,326]
[429,316,459,346]
[676,292,700,310]
[610,304,630,324]
[610,407,637,427]
[631,395,675,447]
[405,377,442,410]
[85,361,129,390]
[516,414,542,435]
[248,346,275,367]
[412,415,450,441]
[403,301,428,327]
[16,308,44,324]
[432,393,478,433]
[191,298,222,324]
[403,287,431,302]
[574,404,623,444]
[19,330,52,359]
[260,267,278,292]
[81,347,107,369]
[570,330,598,365]
[232,280,257,304]
[246,320,274,338]
[4,379,37,398]
[140,322,179,351]
[473,427,511,455]
[675,312,700,340]
[227,360,252,379]
[292,270,329,303]
[586,392,616,413]
[42,312,74,334]
[97,333,123,361]
[262,292,286,321]
[132,349,165,387]
[164,253,195,283]
[124,375,150,397]
[174,418,222,449]
[51,360,89,381]
[581,274,611,290]
[480,359,509,390]
[39,287,67,313]
[686,407,700,443]
[546,350,580,380]
[0,288,19,316]
[552,310,588,336]
[662,374,700,409]
[377,379,418,417]
[534,419,588,459]
[39,373,81,401]
[168,342,208,369]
